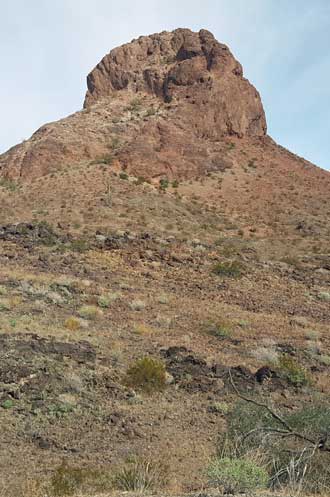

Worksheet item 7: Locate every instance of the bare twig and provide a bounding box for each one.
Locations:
[228,368,330,452]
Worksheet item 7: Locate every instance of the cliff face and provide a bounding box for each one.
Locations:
[0,29,267,181]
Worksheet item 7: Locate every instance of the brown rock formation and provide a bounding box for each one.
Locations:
[84,28,266,138]
[0,28,267,181]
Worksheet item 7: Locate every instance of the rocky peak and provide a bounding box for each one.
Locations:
[0,28,267,181]
[84,28,266,137]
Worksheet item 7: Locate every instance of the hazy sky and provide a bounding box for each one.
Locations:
[1,0,329,169]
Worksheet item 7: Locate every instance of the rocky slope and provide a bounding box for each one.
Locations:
[1,29,329,235]
[0,29,329,497]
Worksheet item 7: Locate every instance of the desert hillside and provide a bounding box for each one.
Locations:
[0,29,329,497]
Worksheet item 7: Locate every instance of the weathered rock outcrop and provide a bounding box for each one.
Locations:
[84,28,266,137]
[0,28,268,182]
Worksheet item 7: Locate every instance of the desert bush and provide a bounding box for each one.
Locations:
[133,324,155,336]
[97,295,111,308]
[305,329,320,341]
[318,355,330,366]
[64,317,81,331]
[0,286,7,296]
[157,293,168,304]
[209,401,230,415]
[69,239,90,253]
[159,178,169,191]
[129,299,146,311]
[114,457,168,492]
[119,172,128,180]
[318,291,330,302]
[277,354,310,387]
[252,346,278,365]
[0,300,11,312]
[207,457,268,493]
[49,462,112,496]
[125,357,166,393]
[204,319,232,340]
[49,462,88,496]
[126,97,142,113]
[78,305,101,320]
[145,106,157,117]
[212,260,243,278]
[0,178,19,192]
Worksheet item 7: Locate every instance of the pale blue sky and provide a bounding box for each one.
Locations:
[1,0,329,169]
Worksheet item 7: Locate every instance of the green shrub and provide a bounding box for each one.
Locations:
[277,354,310,387]
[212,260,243,278]
[207,457,268,493]
[114,457,167,492]
[2,399,14,409]
[119,172,128,180]
[159,178,169,191]
[125,357,166,393]
[319,355,330,366]
[98,295,111,308]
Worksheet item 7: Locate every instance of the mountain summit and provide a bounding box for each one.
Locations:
[0,28,266,181]
[84,28,266,136]
[0,28,329,227]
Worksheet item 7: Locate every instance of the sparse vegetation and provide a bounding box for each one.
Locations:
[126,97,143,113]
[219,392,330,494]
[64,316,81,331]
[0,178,19,192]
[204,319,232,340]
[318,291,330,302]
[125,357,167,393]
[78,305,101,320]
[97,295,111,308]
[129,299,146,311]
[114,457,168,492]
[207,457,268,493]
[277,354,310,387]
[159,178,169,191]
[212,260,243,278]
[69,238,90,252]
[48,462,112,496]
